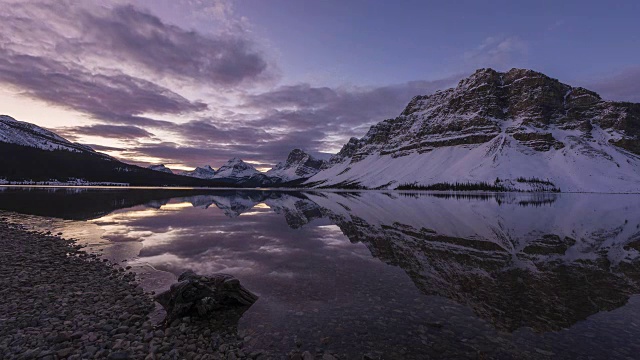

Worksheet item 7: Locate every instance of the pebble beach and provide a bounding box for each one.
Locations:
[0,218,261,360]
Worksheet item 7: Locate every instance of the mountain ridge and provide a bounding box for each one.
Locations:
[0,115,105,156]
[0,116,226,187]
[265,149,328,182]
[3,68,640,191]
[307,68,640,192]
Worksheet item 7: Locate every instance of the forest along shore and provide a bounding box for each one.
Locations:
[0,217,264,360]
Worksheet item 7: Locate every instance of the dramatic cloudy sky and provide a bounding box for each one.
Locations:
[1,0,639,171]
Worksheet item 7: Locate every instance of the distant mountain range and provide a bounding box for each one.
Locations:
[0,114,327,187]
[146,151,328,187]
[0,115,219,187]
[2,68,640,191]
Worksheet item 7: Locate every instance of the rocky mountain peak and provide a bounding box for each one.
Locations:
[197,165,215,172]
[225,157,244,165]
[266,149,328,182]
[329,137,362,164]
[148,164,173,174]
[214,158,259,179]
[285,149,308,164]
[307,68,640,192]
[222,158,250,168]
[391,68,638,146]
[179,165,216,179]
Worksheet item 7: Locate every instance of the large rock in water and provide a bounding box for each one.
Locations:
[154,271,258,325]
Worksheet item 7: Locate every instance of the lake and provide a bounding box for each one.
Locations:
[1,187,640,359]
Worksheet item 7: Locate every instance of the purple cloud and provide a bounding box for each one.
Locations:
[464,36,528,69]
[0,0,459,169]
[0,53,206,120]
[587,66,640,103]
[241,77,460,154]
[176,120,275,145]
[0,0,274,135]
[115,78,459,168]
[78,5,270,86]
[0,2,271,87]
[56,125,155,140]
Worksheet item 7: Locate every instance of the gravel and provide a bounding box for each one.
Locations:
[0,218,271,360]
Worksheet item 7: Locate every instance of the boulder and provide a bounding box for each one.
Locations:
[154,271,258,325]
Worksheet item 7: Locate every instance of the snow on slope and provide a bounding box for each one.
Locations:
[213,158,259,180]
[306,68,640,193]
[309,125,640,192]
[179,165,216,179]
[148,164,174,174]
[0,115,95,153]
[265,149,327,182]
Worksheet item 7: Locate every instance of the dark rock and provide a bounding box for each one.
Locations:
[57,348,73,358]
[154,270,258,325]
[109,351,131,360]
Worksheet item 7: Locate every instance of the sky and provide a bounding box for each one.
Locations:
[0,0,639,171]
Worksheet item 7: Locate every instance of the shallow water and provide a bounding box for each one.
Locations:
[2,187,640,359]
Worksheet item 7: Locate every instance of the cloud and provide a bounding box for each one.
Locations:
[241,77,460,153]
[86,144,128,153]
[0,0,276,133]
[0,52,207,121]
[464,36,528,69]
[79,5,269,86]
[176,119,275,145]
[57,125,155,140]
[111,76,460,168]
[586,66,640,102]
[0,1,271,87]
[0,0,460,169]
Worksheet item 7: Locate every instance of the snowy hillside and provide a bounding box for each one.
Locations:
[307,68,640,192]
[0,115,97,154]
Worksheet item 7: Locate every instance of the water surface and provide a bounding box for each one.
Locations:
[1,187,640,359]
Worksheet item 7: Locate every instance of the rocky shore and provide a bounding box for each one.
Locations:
[0,218,263,360]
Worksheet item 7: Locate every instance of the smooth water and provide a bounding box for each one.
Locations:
[1,187,640,359]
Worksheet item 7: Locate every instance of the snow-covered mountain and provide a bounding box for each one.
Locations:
[213,158,260,180]
[307,68,640,192]
[0,115,98,154]
[179,165,216,179]
[173,152,326,186]
[147,164,174,174]
[265,149,327,182]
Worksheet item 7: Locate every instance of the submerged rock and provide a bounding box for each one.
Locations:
[154,270,258,325]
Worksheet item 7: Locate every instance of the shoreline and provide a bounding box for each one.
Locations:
[0,218,266,360]
[3,184,640,195]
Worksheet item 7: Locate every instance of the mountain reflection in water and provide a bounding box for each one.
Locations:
[1,187,640,359]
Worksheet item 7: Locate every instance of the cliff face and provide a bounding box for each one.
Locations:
[310,68,640,192]
[266,149,327,182]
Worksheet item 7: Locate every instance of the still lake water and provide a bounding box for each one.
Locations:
[2,187,640,359]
